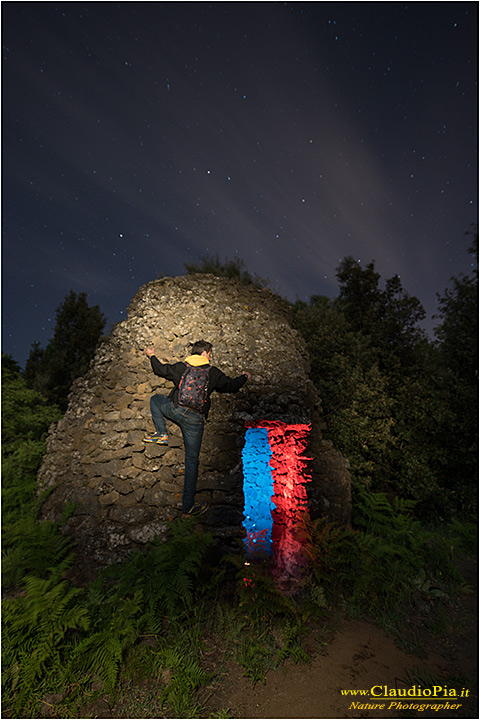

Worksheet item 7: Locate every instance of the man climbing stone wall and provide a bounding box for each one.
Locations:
[37,274,351,568]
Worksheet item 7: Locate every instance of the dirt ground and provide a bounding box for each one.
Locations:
[204,612,477,719]
[202,559,478,720]
[76,557,478,720]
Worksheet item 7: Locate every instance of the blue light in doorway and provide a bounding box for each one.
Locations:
[241,427,275,556]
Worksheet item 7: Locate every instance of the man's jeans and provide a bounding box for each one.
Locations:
[150,395,205,513]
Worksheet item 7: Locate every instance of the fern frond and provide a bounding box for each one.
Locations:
[69,629,123,692]
[2,568,91,714]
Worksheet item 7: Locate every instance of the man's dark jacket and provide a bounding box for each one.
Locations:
[149,353,247,418]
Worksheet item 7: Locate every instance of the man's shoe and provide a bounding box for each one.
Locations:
[182,501,209,518]
[143,432,168,444]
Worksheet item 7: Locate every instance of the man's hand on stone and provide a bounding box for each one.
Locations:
[146,347,155,358]
[242,371,251,380]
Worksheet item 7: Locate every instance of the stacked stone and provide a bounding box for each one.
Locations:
[37,274,351,570]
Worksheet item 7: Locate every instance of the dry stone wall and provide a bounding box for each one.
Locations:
[37,274,351,569]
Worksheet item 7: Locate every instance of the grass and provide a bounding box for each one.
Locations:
[2,486,476,718]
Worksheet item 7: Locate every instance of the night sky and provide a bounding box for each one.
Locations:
[3,2,478,368]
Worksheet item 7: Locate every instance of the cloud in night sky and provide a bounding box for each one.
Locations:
[2,2,478,366]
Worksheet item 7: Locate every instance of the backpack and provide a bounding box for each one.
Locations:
[177,364,210,412]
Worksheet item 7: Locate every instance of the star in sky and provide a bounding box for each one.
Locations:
[2,2,478,366]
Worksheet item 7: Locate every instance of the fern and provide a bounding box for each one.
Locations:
[227,555,298,626]
[2,436,75,589]
[295,514,359,598]
[236,634,278,686]
[2,561,89,713]
[102,521,213,620]
[298,488,463,617]
[155,645,211,717]
[309,583,328,610]
[2,515,73,587]
[67,590,144,693]
[275,618,310,667]
[215,603,247,646]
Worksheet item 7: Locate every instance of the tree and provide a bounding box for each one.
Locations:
[292,296,395,489]
[24,291,106,411]
[335,256,427,372]
[435,230,478,388]
[335,257,383,335]
[2,355,70,587]
[24,341,48,397]
[2,354,61,448]
[293,263,459,516]
[433,232,478,511]
[2,353,61,496]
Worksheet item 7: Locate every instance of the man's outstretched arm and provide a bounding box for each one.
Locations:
[212,367,251,393]
[145,347,180,381]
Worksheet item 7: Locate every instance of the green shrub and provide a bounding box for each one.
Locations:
[101,520,214,619]
[299,488,464,620]
[2,358,68,589]
[2,559,89,716]
[2,522,216,716]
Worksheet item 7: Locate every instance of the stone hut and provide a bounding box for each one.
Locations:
[37,274,351,569]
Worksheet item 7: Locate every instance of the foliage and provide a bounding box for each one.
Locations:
[236,633,278,685]
[2,354,61,447]
[335,256,427,372]
[2,356,68,587]
[433,231,478,511]
[3,512,74,589]
[184,252,269,288]
[297,487,466,628]
[2,480,473,717]
[2,342,315,713]
[2,558,89,715]
[67,591,145,696]
[2,509,315,714]
[274,617,311,667]
[3,243,477,715]
[64,521,217,704]
[101,520,215,618]
[296,515,359,599]
[445,515,478,556]
[2,522,215,716]
[223,556,311,685]
[292,241,478,515]
[234,557,299,624]
[154,644,211,718]
[292,297,394,488]
[292,293,440,501]
[24,290,106,410]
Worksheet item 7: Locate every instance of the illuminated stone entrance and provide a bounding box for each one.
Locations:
[241,420,312,586]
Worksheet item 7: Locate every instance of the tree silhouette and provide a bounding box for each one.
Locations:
[25,291,106,411]
[434,231,478,509]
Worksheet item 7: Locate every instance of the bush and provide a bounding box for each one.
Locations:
[297,487,464,621]
[2,356,67,588]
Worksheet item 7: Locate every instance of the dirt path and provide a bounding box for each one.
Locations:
[205,605,478,719]
[80,557,477,720]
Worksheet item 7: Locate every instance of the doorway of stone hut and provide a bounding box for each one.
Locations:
[241,420,312,586]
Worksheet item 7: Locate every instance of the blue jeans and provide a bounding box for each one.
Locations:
[150,395,205,512]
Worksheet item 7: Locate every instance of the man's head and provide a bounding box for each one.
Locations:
[190,340,213,358]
